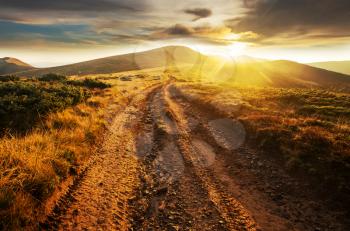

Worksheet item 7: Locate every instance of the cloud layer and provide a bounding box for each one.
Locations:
[184,8,212,21]
[0,0,144,12]
[0,0,349,65]
[227,0,350,45]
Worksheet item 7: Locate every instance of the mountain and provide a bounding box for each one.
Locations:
[16,46,201,77]
[0,57,34,75]
[308,61,350,75]
[15,46,350,90]
[178,55,350,90]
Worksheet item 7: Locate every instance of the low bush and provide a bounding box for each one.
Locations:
[68,78,111,89]
[0,75,20,82]
[38,73,112,89]
[0,80,89,134]
[38,73,67,82]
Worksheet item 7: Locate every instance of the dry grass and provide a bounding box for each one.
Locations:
[0,86,122,229]
[0,71,160,230]
[174,82,350,205]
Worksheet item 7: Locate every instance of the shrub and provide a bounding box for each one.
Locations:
[68,78,111,89]
[0,81,89,134]
[38,73,67,82]
[0,75,20,82]
[81,79,111,89]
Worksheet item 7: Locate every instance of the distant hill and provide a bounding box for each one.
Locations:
[179,55,350,90]
[225,59,350,89]
[16,46,201,77]
[0,57,34,75]
[15,46,350,90]
[308,61,350,75]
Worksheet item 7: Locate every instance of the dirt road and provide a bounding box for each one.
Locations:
[42,80,348,230]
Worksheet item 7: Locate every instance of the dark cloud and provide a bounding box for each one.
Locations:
[227,0,350,44]
[184,8,212,21]
[164,24,194,35]
[150,24,240,45]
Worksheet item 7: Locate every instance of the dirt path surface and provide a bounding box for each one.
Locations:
[43,80,348,230]
[42,84,161,230]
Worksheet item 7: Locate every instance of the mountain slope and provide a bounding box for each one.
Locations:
[308,61,350,75]
[16,46,350,90]
[0,57,34,75]
[16,46,201,77]
[180,55,350,90]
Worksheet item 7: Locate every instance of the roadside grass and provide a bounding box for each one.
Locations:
[0,75,118,229]
[0,71,160,230]
[0,74,113,136]
[175,82,350,205]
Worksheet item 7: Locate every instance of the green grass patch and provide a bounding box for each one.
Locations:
[0,78,90,134]
[0,74,111,134]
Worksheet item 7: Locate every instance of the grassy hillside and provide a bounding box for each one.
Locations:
[16,46,201,77]
[16,46,350,91]
[309,61,350,75]
[176,57,350,90]
[0,57,34,75]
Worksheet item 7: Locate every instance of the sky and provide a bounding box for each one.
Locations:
[0,0,349,67]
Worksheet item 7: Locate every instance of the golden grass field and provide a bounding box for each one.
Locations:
[174,81,350,198]
[1,69,349,229]
[0,72,160,229]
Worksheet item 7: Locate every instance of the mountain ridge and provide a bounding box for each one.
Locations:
[308,61,350,75]
[0,57,34,75]
[10,46,350,90]
[15,46,200,77]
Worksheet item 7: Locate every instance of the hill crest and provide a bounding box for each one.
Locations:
[308,61,350,75]
[0,57,34,75]
[11,46,350,90]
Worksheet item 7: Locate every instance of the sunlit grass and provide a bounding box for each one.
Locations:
[0,71,161,229]
[174,81,350,200]
[0,90,114,229]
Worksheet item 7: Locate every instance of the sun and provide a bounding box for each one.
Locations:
[227,42,247,57]
[223,33,241,40]
[192,42,248,59]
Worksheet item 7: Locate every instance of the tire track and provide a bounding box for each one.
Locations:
[130,84,231,230]
[41,84,161,230]
[163,84,258,231]
[165,82,347,231]
[41,80,349,230]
